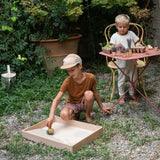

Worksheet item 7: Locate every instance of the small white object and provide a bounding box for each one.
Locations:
[147,45,153,49]
[1,65,16,85]
[2,72,16,81]
[7,65,11,74]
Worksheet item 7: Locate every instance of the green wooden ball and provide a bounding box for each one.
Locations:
[46,128,54,135]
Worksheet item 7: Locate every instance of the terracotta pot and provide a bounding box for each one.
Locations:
[31,34,82,76]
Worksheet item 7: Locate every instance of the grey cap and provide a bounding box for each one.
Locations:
[60,54,82,69]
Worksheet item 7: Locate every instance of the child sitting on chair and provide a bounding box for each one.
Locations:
[46,54,113,128]
[110,14,141,104]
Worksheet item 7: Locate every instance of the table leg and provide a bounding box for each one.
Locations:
[111,58,160,114]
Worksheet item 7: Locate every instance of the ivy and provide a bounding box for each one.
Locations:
[0,0,44,77]
[0,0,152,76]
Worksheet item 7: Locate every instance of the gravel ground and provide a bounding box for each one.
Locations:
[96,60,160,160]
[0,61,160,160]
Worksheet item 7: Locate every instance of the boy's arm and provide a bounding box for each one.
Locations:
[92,86,113,114]
[110,34,122,47]
[135,40,142,46]
[46,91,64,128]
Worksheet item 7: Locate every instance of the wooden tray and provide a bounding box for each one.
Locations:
[22,116,103,153]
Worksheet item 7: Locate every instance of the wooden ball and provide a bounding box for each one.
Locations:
[47,128,54,135]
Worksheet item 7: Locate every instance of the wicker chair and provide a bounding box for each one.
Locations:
[104,23,147,101]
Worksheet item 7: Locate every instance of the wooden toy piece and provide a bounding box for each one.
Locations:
[147,44,153,49]
[136,47,140,53]
[154,40,158,51]
[139,46,146,53]
[111,46,117,56]
[112,52,116,56]
[129,49,132,56]
[155,46,158,51]
[102,47,111,54]
[132,48,136,53]
[126,48,129,57]
[121,53,126,57]
[46,128,54,135]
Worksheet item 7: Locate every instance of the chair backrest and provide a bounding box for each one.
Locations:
[104,23,145,46]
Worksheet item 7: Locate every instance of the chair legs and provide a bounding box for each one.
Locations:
[109,68,147,101]
[109,71,113,91]
[109,68,117,101]
[137,69,147,97]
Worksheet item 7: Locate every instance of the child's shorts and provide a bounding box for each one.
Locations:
[63,98,85,113]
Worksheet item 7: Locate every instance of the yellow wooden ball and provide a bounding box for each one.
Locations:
[46,128,54,135]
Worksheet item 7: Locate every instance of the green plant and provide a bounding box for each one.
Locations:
[81,0,152,59]
[0,0,45,76]
[0,0,153,76]
[142,113,160,130]
[18,0,151,42]
[131,135,151,146]
[19,0,83,40]
[0,67,68,116]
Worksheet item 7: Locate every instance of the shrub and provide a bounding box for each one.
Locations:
[0,0,45,77]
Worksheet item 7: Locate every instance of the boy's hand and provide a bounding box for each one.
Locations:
[46,117,55,128]
[116,43,122,47]
[101,106,113,114]
[136,42,142,47]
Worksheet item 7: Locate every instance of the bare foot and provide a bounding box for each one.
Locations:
[129,101,140,105]
[85,114,93,122]
[119,97,125,104]
[72,113,80,120]
[129,95,138,101]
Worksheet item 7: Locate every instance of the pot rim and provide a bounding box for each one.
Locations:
[30,34,82,43]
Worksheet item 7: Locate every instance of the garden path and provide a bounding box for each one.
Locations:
[0,60,160,159]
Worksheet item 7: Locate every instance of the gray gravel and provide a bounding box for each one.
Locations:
[0,61,160,160]
[96,60,160,160]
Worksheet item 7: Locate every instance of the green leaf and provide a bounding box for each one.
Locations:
[2,26,13,32]
[7,27,13,32]
[10,16,17,22]
[11,7,18,12]
[2,26,8,31]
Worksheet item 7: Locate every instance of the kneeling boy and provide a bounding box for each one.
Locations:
[46,54,112,128]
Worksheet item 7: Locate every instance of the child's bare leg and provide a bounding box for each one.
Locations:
[60,107,73,120]
[129,88,137,101]
[118,71,125,104]
[84,91,94,122]
[119,97,125,104]
[129,95,137,101]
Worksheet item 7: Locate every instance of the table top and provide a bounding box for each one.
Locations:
[99,48,160,60]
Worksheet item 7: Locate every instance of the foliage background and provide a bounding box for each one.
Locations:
[0,0,153,77]
[1,1,159,159]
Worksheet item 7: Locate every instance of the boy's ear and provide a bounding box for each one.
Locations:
[79,64,82,69]
[116,24,118,29]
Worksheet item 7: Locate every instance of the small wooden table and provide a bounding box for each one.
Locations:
[100,48,160,114]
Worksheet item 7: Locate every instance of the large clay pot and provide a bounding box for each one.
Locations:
[31,34,82,76]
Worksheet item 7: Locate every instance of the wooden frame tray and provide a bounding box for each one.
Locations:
[22,116,103,153]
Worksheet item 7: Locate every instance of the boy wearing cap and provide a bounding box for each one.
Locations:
[46,54,112,128]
